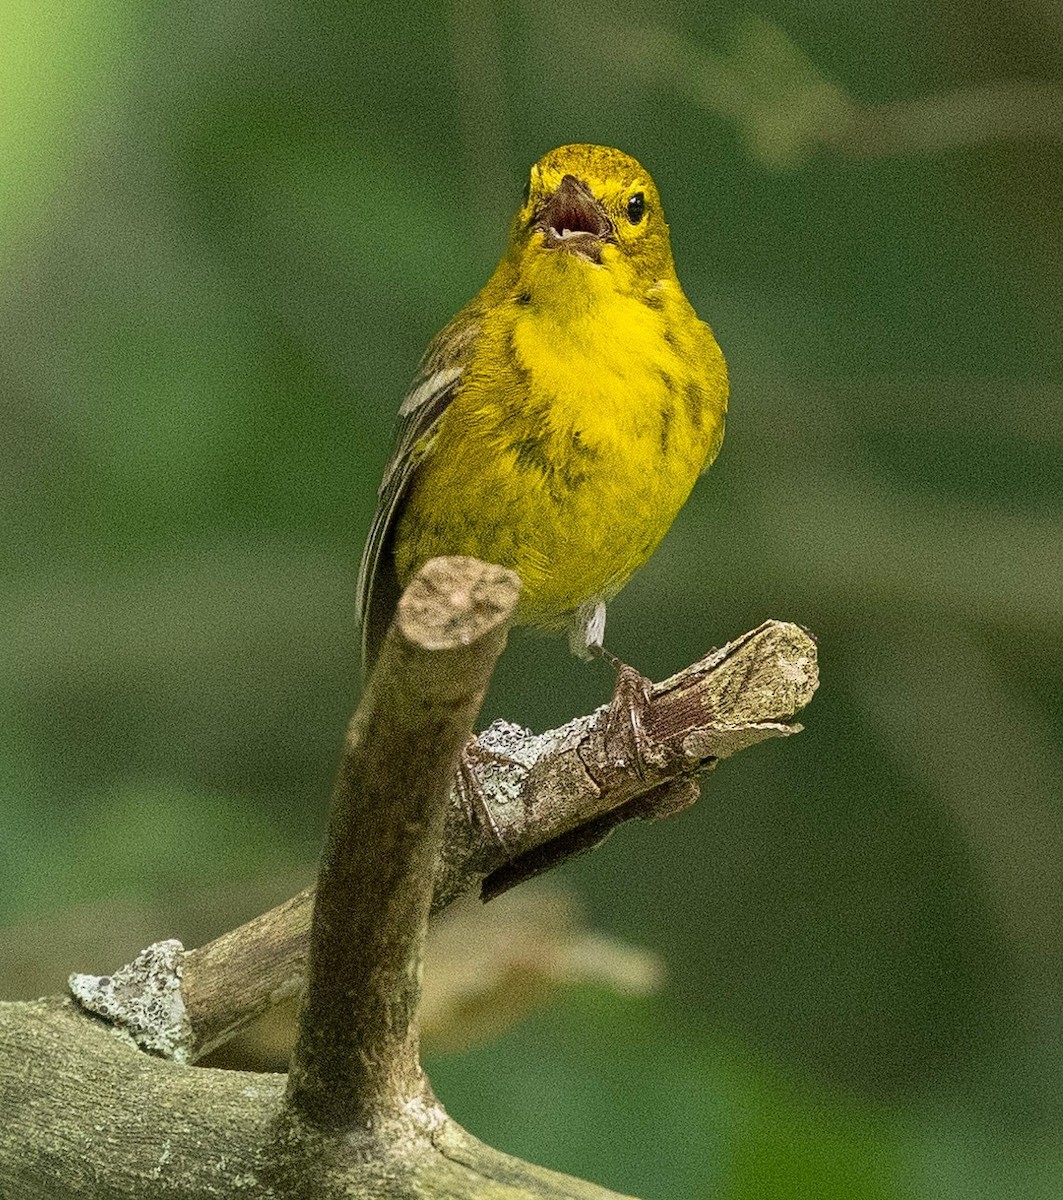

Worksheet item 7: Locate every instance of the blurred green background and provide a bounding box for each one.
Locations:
[2,1,1061,1196]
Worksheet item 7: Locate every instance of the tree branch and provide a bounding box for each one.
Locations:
[9,558,655,1198]
[5,558,820,1196]
[286,555,519,1130]
[0,997,635,1199]
[88,618,816,1063]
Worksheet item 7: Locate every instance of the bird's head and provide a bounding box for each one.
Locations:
[513,144,675,286]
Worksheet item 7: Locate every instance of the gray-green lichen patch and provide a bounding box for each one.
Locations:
[69,938,193,1062]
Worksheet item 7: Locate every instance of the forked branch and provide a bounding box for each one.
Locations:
[75,614,818,1063]
[22,557,820,1198]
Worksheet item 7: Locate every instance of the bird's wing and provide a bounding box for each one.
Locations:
[357,315,480,674]
[695,320,729,474]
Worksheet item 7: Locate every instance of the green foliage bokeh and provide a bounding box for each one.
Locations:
[2,2,1061,1196]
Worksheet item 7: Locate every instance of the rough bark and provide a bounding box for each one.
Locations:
[1,557,819,1198]
[72,620,818,1065]
[0,997,633,1199]
[285,556,518,1131]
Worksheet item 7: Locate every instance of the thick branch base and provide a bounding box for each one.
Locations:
[0,998,631,1199]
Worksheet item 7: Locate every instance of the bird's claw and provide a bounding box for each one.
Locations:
[601,661,655,779]
[454,737,513,850]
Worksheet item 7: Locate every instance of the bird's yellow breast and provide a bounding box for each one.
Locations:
[393,255,726,628]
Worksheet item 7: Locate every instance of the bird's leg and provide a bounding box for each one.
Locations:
[572,598,654,778]
[569,597,606,661]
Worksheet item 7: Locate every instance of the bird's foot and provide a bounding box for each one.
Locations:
[596,652,655,779]
[455,737,516,850]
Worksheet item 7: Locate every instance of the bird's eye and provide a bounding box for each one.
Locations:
[626,193,646,224]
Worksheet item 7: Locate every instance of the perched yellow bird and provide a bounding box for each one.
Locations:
[358,143,728,698]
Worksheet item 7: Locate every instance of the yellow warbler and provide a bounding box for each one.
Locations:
[358,143,728,682]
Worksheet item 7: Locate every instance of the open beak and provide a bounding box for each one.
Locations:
[534,174,615,263]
